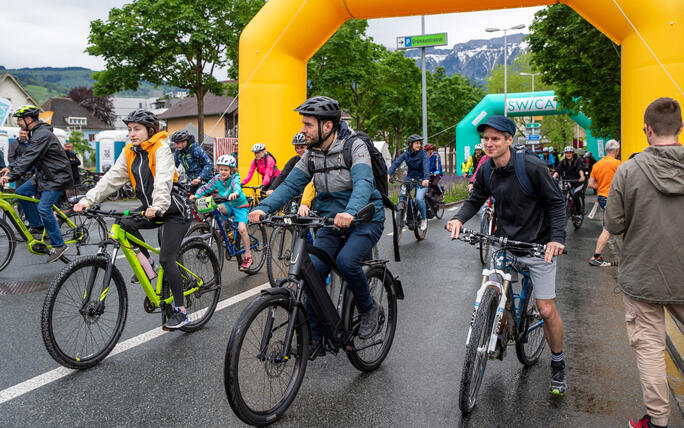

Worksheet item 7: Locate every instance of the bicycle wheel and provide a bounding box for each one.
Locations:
[344,266,398,372]
[394,207,405,244]
[413,204,427,240]
[515,284,546,366]
[0,218,16,272]
[41,256,128,369]
[185,222,225,270]
[224,293,309,426]
[266,225,294,286]
[434,199,445,219]
[235,223,267,275]
[58,211,108,259]
[459,286,498,413]
[479,212,492,265]
[167,239,222,332]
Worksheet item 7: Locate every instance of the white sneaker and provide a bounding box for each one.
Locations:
[420,219,428,231]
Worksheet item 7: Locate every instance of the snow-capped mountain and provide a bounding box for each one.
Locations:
[402,33,528,85]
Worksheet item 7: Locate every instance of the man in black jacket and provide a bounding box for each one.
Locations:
[0,105,73,262]
[446,115,568,395]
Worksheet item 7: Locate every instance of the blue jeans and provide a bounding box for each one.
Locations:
[401,183,427,220]
[307,221,384,341]
[15,180,65,247]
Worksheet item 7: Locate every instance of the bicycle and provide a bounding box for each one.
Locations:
[391,178,427,243]
[479,197,495,265]
[40,205,222,369]
[560,179,584,229]
[0,191,107,271]
[455,228,548,413]
[425,179,445,220]
[187,195,267,274]
[223,205,403,426]
[243,185,266,210]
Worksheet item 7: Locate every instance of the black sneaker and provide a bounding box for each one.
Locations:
[47,245,69,263]
[550,361,567,395]
[164,309,189,329]
[309,339,326,360]
[358,300,385,339]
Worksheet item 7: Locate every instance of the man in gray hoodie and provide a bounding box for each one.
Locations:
[605,97,684,428]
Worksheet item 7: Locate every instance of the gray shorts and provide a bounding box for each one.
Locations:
[493,245,558,300]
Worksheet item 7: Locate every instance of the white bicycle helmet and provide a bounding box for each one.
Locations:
[216,155,237,167]
[251,143,266,153]
[474,144,483,150]
[564,146,575,153]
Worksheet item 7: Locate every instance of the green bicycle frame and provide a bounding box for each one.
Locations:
[0,192,79,253]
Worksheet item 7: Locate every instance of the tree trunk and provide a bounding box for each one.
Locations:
[197,91,205,146]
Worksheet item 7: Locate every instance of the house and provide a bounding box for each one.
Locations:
[0,73,40,126]
[158,92,238,138]
[42,97,113,142]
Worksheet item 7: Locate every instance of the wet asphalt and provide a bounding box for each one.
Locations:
[1,199,683,427]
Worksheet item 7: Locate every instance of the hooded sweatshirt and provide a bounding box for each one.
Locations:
[605,144,684,304]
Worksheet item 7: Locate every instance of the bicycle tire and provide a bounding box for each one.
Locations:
[163,239,222,332]
[0,218,16,272]
[413,204,427,240]
[235,223,267,275]
[266,225,294,286]
[344,266,398,372]
[58,211,108,259]
[515,283,546,366]
[434,199,445,219]
[479,212,492,265]
[459,286,498,413]
[394,207,404,245]
[185,222,225,270]
[41,256,128,369]
[224,293,309,426]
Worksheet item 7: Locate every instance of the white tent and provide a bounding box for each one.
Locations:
[373,141,391,168]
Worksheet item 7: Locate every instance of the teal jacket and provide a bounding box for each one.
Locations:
[195,172,248,209]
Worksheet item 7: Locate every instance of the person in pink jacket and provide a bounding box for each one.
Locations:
[242,143,281,191]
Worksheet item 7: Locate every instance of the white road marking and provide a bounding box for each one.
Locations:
[0,282,270,405]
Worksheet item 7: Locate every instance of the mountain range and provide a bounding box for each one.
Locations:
[402,33,528,85]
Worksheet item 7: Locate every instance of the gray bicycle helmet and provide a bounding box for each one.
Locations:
[407,134,423,144]
[122,109,159,133]
[171,130,193,143]
[294,96,341,123]
[292,132,306,145]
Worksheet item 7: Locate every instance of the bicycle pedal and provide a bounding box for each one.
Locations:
[162,326,172,332]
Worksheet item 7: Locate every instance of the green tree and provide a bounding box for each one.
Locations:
[68,130,94,167]
[485,53,552,94]
[540,115,576,152]
[307,20,387,131]
[527,4,620,138]
[87,0,264,143]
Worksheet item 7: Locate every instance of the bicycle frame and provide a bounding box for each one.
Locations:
[205,208,259,257]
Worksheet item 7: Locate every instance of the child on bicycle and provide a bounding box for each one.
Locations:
[191,155,252,271]
[73,109,192,329]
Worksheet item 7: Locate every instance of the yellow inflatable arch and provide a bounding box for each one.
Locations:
[238,0,684,179]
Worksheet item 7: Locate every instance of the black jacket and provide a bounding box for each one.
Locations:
[65,150,81,184]
[269,154,301,190]
[453,147,566,245]
[556,156,584,180]
[7,122,73,191]
[0,149,4,169]
[8,138,28,166]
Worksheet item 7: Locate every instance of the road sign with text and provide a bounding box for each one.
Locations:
[526,134,541,141]
[397,33,448,50]
[526,123,541,129]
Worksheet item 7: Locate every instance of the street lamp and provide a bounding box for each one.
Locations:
[486,24,525,117]
[520,72,540,94]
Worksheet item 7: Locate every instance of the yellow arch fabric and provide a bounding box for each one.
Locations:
[238,0,684,181]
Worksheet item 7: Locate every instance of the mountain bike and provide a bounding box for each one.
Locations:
[40,206,222,369]
[560,179,584,229]
[479,197,495,265]
[186,195,267,274]
[391,178,427,243]
[455,228,548,413]
[243,185,266,210]
[425,181,445,220]
[224,205,403,426]
[0,191,107,271]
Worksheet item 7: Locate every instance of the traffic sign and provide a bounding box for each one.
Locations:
[526,123,541,129]
[397,33,448,50]
[526,134,541,141]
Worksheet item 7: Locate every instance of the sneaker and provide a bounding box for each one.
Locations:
[47,245,69,263]
[29,226,44,238]
[420,219,428,231]
[629,415,667,428]
[309,339,326,360]
[358,300,385,339]
[589,255,612,267]
[550,361,567,395]
[164,309,189,329]
[239,255,253,271]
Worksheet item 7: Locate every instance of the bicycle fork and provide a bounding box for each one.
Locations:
[82,246,119,314]
[465,268,511,360]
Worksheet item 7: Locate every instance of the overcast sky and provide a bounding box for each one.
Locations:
[0,2,542,71]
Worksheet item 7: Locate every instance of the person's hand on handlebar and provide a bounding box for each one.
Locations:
[446,218,463,239]
[265,190,274,195]
[189,194,197,201]
[249,209,265,223]
[0,167,9,177]
[298,204,310,216]
[73,202,88,213]
[421,179,428,187]
[544,241,565,263]
[0,176,9,187]
[467,183,473,193]
[145,207,160,219]
[191,178,201,185]
[334,212,354,228]
[228,192,238,201]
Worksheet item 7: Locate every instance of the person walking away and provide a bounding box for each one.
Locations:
[388,134,430,231]
[587,140,621,266]
[605,97,684,428]
[0,106,73,262]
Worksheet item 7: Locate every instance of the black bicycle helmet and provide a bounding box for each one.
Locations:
[171,130,193,143]
[407,134,423,144]
[122,109,159,133]
[292,132,306,145]
[294,96,341,123]
[13,105,41,119]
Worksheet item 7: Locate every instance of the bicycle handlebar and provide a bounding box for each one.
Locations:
[389,178,422,185]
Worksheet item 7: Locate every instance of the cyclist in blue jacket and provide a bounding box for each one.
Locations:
[388,134,430,231]
[171,130,213,193]
[425,144,444,202]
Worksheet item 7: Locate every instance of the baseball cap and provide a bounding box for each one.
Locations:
[476,115,516,137]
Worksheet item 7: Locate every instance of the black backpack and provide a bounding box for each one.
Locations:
[264,151,278,174]
[308,131,395,211]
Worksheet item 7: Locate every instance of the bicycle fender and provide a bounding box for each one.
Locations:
[363,264,404,300]
[261,287,292,299]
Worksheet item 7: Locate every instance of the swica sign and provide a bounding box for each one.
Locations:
[506,96,558,114]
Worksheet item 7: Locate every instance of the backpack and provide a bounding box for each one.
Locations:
[480,144,536,196]
[308,131,395,210]
[263,151,278,174]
